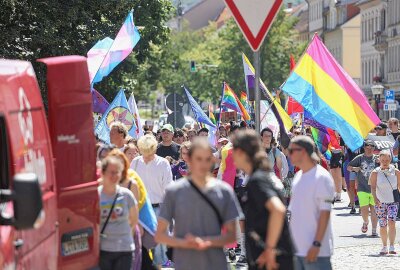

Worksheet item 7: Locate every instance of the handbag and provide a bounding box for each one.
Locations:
[100,189,120,238]
[382,171,400,203]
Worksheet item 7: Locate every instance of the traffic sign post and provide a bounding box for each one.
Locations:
[383,103,397,111]
[254,50,261,132]
[223,0,283,131]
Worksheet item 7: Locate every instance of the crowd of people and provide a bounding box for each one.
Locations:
[95,117,400,270]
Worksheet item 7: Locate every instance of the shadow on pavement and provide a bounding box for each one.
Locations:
[339,234,372,239]
[333,206,351,210]
[335,213,360,217]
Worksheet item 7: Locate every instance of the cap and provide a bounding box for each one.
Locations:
[217,137,229,144]
[291,135,320,162]
[161,124,174,133]
[364,139,375,147]
[375,123,388,130]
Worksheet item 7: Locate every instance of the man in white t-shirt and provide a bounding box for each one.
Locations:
[288,136,335,270]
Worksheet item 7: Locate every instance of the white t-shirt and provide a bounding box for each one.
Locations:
[288,165,335,257]
[131,155,173,204]
[280,151,289,178]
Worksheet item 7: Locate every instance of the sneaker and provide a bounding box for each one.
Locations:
[389,246,397,254]
[371,230,378,237]
[162,260,174,267]
[350,207,356,214]
[228,249,236,262]
[380,246,388,255]
[355,200,360,207]
[361,222,368,233]
[236,255,247,266]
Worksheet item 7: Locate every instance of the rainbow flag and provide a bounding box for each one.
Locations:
[239,92,249,108]
[310,127,333,160]
[221,83,251,121]
[282,34,379,151]
[209,105,216,125]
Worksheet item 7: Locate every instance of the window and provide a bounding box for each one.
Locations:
[0,115,10,189]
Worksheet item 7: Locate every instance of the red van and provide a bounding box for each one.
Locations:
[0,56,99,269]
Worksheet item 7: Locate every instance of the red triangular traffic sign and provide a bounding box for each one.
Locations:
[224,0,283,51]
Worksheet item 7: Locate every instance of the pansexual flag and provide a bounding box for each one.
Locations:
[88,11,141,85]
[221,83,251,121]
[282,34,379,151]
[286,55,303,115]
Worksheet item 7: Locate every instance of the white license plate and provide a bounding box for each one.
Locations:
[62,238,89,256]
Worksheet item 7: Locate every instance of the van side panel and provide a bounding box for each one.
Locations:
[39,56,99,269]
[0,60,57,269]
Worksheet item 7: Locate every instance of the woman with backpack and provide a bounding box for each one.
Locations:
[261,127,282,179]
[232,129,294,270]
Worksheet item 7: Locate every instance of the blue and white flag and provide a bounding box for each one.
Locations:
[183,86,216,128]
[95,89,137,143]
[87,11,141,85]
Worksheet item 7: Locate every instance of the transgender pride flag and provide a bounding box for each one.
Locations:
[87,11,141,85]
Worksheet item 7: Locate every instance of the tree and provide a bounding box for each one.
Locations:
[0,0,173,103]
[155,9,306,105]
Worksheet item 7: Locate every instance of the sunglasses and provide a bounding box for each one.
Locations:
[375,127,383,130]
[288,147,303,154]
[364,144,375,147]
[175,134,184,138]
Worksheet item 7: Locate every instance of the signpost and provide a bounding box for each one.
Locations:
[383,103,397,111]
[384,89,396,118]
[385,89,395,103]
[223,0,283,131]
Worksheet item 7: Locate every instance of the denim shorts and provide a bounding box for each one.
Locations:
[294,256,332,270]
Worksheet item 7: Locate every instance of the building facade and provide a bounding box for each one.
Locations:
[357,0,400,118]
[324,1,361,84]
[386,0,400,92]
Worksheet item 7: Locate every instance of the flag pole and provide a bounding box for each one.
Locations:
[254,50,261,132]
[217,82,225,128]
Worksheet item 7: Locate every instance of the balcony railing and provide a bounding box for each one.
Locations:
[374,31,388,51]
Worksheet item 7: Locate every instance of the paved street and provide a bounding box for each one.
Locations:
[331,193,400,270]
[165,191,400,270]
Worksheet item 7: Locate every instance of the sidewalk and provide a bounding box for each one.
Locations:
[331,194,400,270]
[164,192,400,270]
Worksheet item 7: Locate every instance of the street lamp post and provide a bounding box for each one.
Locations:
[371,84,384,118]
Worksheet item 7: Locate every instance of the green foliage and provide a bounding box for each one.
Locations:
[155,9,307,103]
[0,0,173,102]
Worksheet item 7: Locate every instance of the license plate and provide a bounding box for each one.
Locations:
[62,238,89,256]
